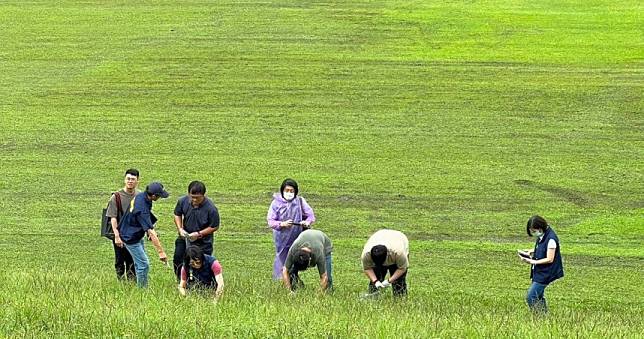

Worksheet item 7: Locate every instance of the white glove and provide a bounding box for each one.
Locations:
[374,281,385,289]
[381,280,391,288]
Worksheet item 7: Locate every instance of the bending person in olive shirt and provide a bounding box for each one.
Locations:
[282,230,333,293]
[361,229,409,296]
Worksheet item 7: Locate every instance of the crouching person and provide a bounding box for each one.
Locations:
[281,230,333,294]
[361,229,409,297]
[178,247,224,302]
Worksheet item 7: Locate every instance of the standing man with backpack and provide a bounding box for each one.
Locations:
[172,181,220,281]
[104,168,140,281]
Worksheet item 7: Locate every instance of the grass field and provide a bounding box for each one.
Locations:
[0,0,642,337]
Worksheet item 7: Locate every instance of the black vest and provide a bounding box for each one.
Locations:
[530,227,564,284]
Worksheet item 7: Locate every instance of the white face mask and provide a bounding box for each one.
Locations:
[283,192,295,201]
[533,231,544,237]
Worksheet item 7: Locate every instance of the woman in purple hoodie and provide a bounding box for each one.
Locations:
[267,178,316,280]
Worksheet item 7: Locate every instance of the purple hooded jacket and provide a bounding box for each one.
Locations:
[267,193,316,279]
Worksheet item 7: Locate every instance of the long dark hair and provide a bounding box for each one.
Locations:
[184,246,206,274]
[526,215,549,236]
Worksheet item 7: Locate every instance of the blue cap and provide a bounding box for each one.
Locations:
[146,182,169,198]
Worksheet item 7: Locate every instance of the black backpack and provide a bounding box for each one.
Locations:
[101,192,122,240]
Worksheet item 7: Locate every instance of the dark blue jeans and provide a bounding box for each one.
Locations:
[124,239,149,288]
[526,281,548,313]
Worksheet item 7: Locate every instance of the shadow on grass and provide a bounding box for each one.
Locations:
[514,179,591,207]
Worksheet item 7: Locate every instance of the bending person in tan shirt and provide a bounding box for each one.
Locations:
[361,229,409,297]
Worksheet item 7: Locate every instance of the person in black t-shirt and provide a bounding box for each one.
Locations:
[172,181,220,280]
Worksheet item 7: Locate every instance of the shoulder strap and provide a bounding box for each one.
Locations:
[115,192,123,219]
[299,196,307,219]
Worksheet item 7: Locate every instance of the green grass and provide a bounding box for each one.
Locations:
[0,0,642,337]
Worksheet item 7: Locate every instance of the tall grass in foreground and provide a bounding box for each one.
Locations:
[1,240,642,338]
[0,0,642,337]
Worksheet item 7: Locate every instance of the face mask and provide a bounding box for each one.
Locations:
[283,192,295,201]
[533,231,544,237]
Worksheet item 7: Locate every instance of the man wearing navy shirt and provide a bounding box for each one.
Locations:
[118,181,170,288]
[172,181,220,280]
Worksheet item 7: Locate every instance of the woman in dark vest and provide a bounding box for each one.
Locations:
[518,215,564,314]
[178,246,224,302]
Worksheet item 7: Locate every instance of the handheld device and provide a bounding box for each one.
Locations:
[517,250,531,259]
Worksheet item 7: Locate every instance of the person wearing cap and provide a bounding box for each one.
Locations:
[282,229,333,293]
[267,178,316,280]
[172,181,220,281]
[118,182,170,288]
[361,229,409,297]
